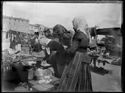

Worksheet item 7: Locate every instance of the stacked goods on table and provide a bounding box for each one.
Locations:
[2,48,59,92]
[97,54,120,65]
[87,45,122,67]
[31,51,45,58]
[2,49,36,80]
[29,76,59,92]
[14,86,29,92]
[97,56,113,64]
[88,50,99,58]
[35,61,54,81]
[110,57,121,66]
[2,48,35,65]
[2,49,16,72]
[28,61,59,92]
[35,67,54,84]
[29,81,54,92]
[2,49,24,81]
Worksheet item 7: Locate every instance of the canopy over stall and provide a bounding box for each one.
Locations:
[90,20,122,36]
[96,27,121,36]
[89,21,122,56]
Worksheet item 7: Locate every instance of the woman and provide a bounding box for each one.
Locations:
[57,17,92,92]
[89,37,98,67]
[30,32,42,52]
[47,38,65,78]
[46,24,72,78]
[53,24,72,47]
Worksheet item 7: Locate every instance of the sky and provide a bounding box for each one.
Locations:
[3,2,122,30]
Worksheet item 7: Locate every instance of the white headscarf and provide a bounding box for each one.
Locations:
[72,16,91,42]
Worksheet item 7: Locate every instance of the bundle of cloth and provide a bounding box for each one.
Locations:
[35,61,55,84]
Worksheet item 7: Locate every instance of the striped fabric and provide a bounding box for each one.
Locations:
[57,52,92,92]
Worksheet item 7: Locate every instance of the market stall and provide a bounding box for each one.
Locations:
[89,26,122,68]
[5,30,34,53]
[2,47,60,92]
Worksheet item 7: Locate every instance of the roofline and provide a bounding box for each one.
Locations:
[3,15,29,22]
[96,27,121,30]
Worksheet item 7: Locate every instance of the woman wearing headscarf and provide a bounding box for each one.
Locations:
[46,24,72,78]
[57,16,92,92]
[30,32,42,52]
[47,38,65,78]
[53,24,72,47]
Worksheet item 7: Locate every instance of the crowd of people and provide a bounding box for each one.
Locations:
[2,16,121,92]
[28,16,93,91]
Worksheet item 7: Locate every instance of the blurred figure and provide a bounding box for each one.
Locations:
[89,37,98,67]
[30,32,42,52]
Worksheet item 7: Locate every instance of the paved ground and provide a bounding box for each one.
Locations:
[91,63,121,92]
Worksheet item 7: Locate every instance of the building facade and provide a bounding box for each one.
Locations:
[3,16,30,33]
[2,16,31,40]
[2,16,30,50]
[29,24,47,36]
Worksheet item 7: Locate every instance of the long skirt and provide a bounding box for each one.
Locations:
[57,51,92,92]
[57,64,65,78]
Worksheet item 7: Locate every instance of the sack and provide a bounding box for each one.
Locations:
[14,86,29,92]
[35,68,44,79]
[35,68,54,84]
[32,84,54,91]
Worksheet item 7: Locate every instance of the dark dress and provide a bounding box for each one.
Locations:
[53,24,72,47]
[47,40,67,78]
[57,30,93,92]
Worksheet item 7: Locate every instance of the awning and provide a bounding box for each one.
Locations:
[96,28,121,35]
[9,29,33,34]
[90,27,121,36]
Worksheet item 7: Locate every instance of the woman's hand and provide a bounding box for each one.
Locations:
[46,47,50,55]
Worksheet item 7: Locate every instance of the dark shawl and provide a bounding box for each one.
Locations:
[67,30,89,53]
[47,40,66,65]
[53,24,72,47]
